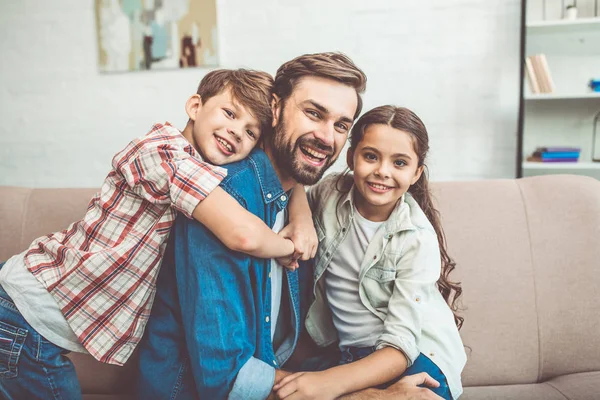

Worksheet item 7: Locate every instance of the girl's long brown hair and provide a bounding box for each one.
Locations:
[338,105,464,329]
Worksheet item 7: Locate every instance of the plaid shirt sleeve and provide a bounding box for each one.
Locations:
[115,142,227,219]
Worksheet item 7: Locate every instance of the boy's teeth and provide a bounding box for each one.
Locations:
[302,146,326,159]
[217,137,232,152]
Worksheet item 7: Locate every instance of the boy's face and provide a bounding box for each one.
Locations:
[186,88,261,165]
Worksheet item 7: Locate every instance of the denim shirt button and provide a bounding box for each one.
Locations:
[325,252,330,257]
[267,193,272,199]
[280,195,287,201]
[265,316,270,323]
[272,360,277,366]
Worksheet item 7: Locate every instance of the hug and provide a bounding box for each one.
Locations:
[0,53,465,400]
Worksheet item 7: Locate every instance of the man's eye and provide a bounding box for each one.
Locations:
[224,109,235,118]
[306,110,320,119]
[335,123,348,132]
[246,130,256,139]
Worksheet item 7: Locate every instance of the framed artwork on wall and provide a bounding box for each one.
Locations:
[95,0,218,72]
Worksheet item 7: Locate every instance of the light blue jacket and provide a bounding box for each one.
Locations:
[305,174,466,399]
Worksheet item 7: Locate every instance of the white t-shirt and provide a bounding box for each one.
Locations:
[0,251,87,353]
[270,210,285,340]
[325,208,385,348]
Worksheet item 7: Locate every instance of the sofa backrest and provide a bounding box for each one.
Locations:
[1,175,599,391]
[432,175,600,386]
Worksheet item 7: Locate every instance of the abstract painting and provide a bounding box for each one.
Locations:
[95,0,218,72]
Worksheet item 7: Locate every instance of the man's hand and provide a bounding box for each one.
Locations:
[266,370,295,400]
[276,221,318,270]
[340,373,443,400]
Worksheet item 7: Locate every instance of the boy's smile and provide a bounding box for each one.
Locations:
[183,87,261,165]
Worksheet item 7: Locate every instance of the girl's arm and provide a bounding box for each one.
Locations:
[273,347,407,400]
[192,187,295,259]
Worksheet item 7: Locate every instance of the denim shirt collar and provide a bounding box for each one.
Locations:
[247,149,288,208]
[339,178,416,235]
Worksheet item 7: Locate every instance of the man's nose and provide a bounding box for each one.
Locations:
[313,123,335,148]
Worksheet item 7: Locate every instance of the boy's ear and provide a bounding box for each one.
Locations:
[346,148,355,171]
[411,165,424,185]
[271,94,281,128]
[185,94,202,121]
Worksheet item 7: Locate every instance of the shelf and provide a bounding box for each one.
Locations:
[524,92,600,100]
[526,17,600,33]
[522,161,600,170]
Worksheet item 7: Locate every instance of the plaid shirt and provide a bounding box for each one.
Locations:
[24,123,226,365]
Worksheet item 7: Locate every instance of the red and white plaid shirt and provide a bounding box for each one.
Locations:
[24,123,226,365]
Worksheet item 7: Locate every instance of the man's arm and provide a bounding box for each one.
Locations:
[172,214,276,399]
[340,373,442,400]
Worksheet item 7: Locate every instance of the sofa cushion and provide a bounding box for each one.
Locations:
[462,382,568,400]
[545,371,600,400]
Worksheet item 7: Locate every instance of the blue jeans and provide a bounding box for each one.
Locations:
[340,346,453,400]
[0,262,81,400]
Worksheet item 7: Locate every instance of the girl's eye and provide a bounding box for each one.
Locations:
[246,130,256,139]
[365,153,377,161]
[224,109,235,118]
[395,160,407,167]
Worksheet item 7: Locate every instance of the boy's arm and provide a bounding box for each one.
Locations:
[192,186,295,259]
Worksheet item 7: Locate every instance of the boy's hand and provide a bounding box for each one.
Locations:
[278,221,318,262]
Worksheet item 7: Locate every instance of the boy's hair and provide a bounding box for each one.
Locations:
[340,105,464,330]
[273,52,367,120]
[196,69,274,137]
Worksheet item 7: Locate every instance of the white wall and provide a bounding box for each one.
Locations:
[0,0,521,188]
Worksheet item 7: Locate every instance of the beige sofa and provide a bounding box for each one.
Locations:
[1,175,599,399]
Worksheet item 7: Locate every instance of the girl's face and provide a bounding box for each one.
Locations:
[348,123,423,221]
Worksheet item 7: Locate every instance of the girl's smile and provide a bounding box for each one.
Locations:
[348,123,423,222]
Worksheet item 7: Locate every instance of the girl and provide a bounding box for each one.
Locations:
[274,106,467,399]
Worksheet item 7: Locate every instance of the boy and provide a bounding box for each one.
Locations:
[0,69,314,398]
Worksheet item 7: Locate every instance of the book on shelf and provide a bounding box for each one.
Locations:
[524,54,555,94]
[527,156,579,163]
[527,146,581,163]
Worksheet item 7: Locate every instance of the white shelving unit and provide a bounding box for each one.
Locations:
[521,3,600,180]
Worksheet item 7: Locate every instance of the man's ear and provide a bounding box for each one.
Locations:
[271,94,281,128]
[185,94,202,121]
[346,148,355,171]
[411,165,424,185]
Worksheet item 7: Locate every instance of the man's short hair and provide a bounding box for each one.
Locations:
[273,52,367,120]
[196,69,274,137]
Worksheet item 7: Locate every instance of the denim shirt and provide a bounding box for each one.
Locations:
[304,174,466,400]
[138,149,301,400]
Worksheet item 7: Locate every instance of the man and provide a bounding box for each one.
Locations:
[136,52,442,400]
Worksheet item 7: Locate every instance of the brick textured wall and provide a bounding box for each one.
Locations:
[0,0,520,187]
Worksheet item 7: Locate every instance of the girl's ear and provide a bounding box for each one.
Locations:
[185,94,202,120]
[411,165,424,185]
[346,148,355,171]
[271,94,281,127]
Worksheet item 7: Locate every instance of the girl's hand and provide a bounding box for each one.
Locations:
[278,220,318,262]
[273,371,341,400]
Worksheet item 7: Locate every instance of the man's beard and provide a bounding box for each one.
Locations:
[271,115,337,186]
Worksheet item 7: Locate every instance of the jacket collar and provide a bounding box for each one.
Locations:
[247,149,287,207]
[338,174,416,234]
